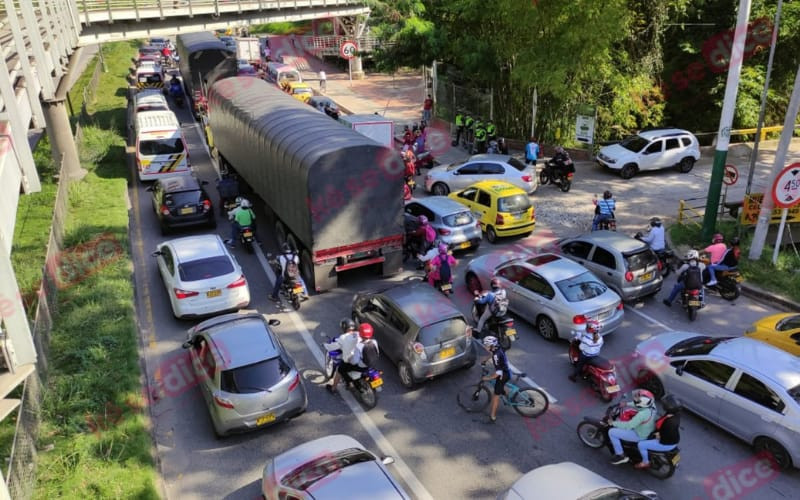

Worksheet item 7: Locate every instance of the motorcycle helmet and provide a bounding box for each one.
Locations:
[490,278,501,290]
[603,190,613,200]
[235,196,243,205]
[585,320,601,335]
[281,242,293,254]
[555,146,565,155]
[418,215,428,225]
[661,394,683,414]
[438,242,448,254]
[730,236,740,246]
[240,199,251,209]
[633,389,655,409]
[686,249,700,261]
[483,336,499,349]
[649,217,662,227]
[358,323,374,339]
[340,318,356,333]
[712,233,724,243]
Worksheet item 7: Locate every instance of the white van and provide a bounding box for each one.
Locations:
[135,111,190,181]
[135,63,165,90]
[133,90,169,115]
[265,62,301,87]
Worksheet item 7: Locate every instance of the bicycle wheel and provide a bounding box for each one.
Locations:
[511,388,549,418]
[457,384,491,413]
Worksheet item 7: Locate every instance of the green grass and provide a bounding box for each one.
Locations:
[32,39,159,499]
[669,221,800,304]
[67,53,99,125]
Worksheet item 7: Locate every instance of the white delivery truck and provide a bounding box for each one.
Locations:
[236,37,262,64]
[338,114,395,148]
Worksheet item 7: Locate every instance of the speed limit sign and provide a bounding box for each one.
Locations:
[339,40,358,59]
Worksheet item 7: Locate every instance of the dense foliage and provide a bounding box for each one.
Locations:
[368,0,800,145]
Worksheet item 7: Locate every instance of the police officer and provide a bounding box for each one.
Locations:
[486,119,497,142]
[454,110,464,146]
[474,119,487,154]
[464,114,474,149]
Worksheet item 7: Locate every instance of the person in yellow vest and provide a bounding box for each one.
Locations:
[473,118,486,154]
[464,115,474,149]
[454,110,464,146]
[486,119,497,142]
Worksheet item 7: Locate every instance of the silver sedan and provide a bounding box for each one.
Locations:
[424,154,537,195]
[464,251,624,341]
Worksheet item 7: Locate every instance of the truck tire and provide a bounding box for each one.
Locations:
[382,249,403,277]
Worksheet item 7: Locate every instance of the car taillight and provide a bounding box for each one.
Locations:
[438,227,451,235]
[226,275,246,288]
[495,214,504,226]
[625,271,634,282]
[616,302,624,310]
[174,288,199,299]
[567,173,574,179]
[522,175,532,182]
[656,260,663,271]
[476,220,482,229]
[688,289,701,296]
[530,209,536,221]
[160,205,170,216]
[214,395,235,409]
[288,373,300,392]
[573,315,587,325]
[202,199,211,212]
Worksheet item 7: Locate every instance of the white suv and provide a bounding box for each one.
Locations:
[597,128,700,179]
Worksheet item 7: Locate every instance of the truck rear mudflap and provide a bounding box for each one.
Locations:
[314,235,403,272]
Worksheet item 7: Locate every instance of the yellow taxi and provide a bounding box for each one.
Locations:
[448,180,535,243]
[744,313,800,356]
[285,82,313,103]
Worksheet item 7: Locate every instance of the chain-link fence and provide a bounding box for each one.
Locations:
[5,52,102,499]
[432,72,492,131]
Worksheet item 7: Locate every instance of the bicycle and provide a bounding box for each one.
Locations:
[457,367,549,418]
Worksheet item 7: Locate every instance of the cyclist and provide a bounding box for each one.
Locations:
[481,336,510,423]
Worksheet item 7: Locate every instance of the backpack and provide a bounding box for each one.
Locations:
[490,289,509,315]
[284,254,299,279]
[682,265,703,290]
[437,255,452,283]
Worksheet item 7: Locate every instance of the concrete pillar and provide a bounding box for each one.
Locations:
[41,99,85,180]
[351,56,365,80]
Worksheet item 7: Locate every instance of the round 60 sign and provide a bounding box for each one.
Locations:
[339,40,358,60]
[772,163,800,209]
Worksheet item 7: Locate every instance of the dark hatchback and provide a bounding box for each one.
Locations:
[352,282,476,389]
[148,175,216,234]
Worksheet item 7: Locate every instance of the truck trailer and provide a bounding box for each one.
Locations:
[207,77,404,291]
[176,32,237,112]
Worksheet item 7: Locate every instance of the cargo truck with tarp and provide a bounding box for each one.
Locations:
[176,32,236,115]
[207,77,404,291]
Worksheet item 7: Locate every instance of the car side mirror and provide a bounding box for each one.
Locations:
[381,457,395,465]
[181,339,194,349]
[268,319,281,326]
[151,250,163,257]
[675,365,684,376]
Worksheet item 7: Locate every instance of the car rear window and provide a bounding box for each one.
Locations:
[179,256,234,281]
[221,356,289,394]
[665,336,735,357]
[165,190,201,207]
[624,249,658,271]
[138,73,163,85]
[139,138,185,156]
[507,157,527,171]
[282,448,375,490]
[419,317,467,346]
[556,273,608,302]
[498,194,531,213]
[443,211,474,227]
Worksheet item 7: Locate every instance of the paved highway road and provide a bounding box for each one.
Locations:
[128,94,800,499]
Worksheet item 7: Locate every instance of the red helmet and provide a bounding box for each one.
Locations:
[358,323,374,339]
[585,320,601,334]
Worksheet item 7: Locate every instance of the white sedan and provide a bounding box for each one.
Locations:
[153,234,250,319]
[424,154,537,195]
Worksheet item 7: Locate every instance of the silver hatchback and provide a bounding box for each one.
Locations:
[634,332,800,470]
[404,197,483,251]
[558,231,663,301]
[424,154,537,195]
[182,311,307,436]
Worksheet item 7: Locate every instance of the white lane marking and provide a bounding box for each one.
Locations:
[254,247,434,500]
[624,304,671,331]
[507,360,558,404]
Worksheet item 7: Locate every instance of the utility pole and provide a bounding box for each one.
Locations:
[701,0,752,241]
[748,64,800,260]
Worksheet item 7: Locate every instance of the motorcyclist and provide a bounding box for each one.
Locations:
[592,190,616,231]
[481,335,510,423]
[474,278,508,333]
[638,217,665,252]
[356,323,380,373]
[609,389,658,465]
[707,237,740,287]
[403,149,417,178]
[408,215,436,255]
[635,394,682,469]
[403,176,414,202]
[662,249,706,307]
[270,242,308,302]
[428,243,456,288]
[402,125,414,147]
[413,128,426,153]
[225,197,255,248]
[324,319,361,393]
[703,233,727,266]
[569,321,603,382]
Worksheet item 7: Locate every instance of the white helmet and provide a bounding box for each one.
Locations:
[686,249,699,261]
[240,199,252,209]
[483,336,499,349]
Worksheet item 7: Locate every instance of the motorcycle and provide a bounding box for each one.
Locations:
[168,80,184,108]
[486,137,508,155]
[681,286,705,322]
[701,259,742,301]
[238,225,255,254]
[576,396,681,480]
[568,338,620,401]
[322,336,382,410]
[471,295,517,350]
[539,157,575,192]
[267,254,307,310]
[435,277,454,296]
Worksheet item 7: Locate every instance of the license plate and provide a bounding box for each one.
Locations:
[206,289,221,298]
[243,230,253,238]
[641,272,653,281]
[440,346,456,359]
[256,413,276,426]
[671,453,681,465]
[506,328,517,336]
[734,275,743,282]
[293,284,304,293]
[607,384,620,393]
[441,283,452,292]
[688,300,701,307]
[370,378,383,389]
[459,241,471,249]
[180,207,195,215]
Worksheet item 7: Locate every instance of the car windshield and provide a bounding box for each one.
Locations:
[221,356,288,394]
[139,138,185,156]
[556,273,608,302]
[624,249,658,271]
[138,73,163,84]
[178,256,234,281]
[498,194,531,213]
[446,160,468,172]
[443,211,474,227]
[164,190,201,207]
[419,317,467,346]
[665,336,735,357]
[507,157,527,171]
[282,448,376,491]
[281,72,300,83]
[619,135,650,152]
